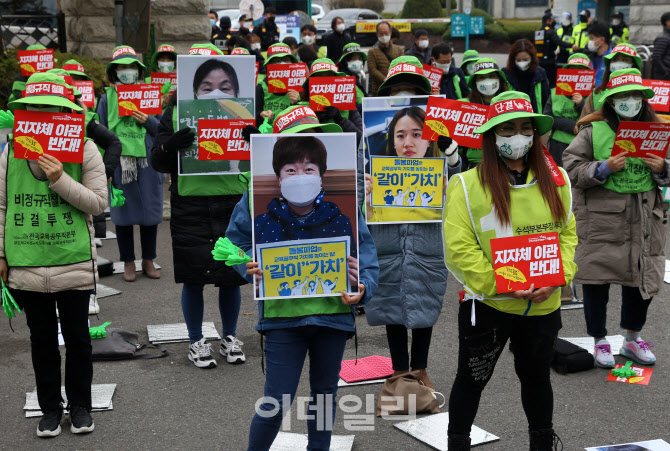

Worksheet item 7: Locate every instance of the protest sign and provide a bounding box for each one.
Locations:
[17,49,54,76]
[611,121,670,158]
[150,72,177,92]
[71,81,95,108]
[197,119,255,161]
[369,156,444,210]
[13,109,85,163]
[606,364,654,385]
[642,79,670,113]
[490,232,565,294]
[266,63,308,93]
[422,64,443,91]
[555,69,595,96]
[422,96,488,148]
[309,76,356,111]
[116,84,162,116]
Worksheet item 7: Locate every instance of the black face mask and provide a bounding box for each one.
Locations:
[267,16,275,24]
[580,15,588,23]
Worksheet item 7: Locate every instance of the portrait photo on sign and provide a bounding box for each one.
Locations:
[250,133,359,300]
[585,439,670,451]
[176,55,255,176]
[362,95,447,224]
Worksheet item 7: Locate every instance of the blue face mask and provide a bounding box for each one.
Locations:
[210,18,216,26]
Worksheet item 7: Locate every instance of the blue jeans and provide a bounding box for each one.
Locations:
[181,283,241,342]
[248,326,349,451]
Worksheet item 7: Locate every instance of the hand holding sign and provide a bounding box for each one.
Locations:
[13,110,85,163]
[37,154,64,183]
[116,84,162,116]
[611,121,670,159]
[422,97,488,149]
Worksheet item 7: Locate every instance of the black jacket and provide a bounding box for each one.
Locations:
[438,65,470,100]
[502,66,551,113]
[535,25,573,61]
[87,118,122,179]
[324,30,352,63]
[404,44,431,65]
[653,28,670,80]
[258,20,280,50]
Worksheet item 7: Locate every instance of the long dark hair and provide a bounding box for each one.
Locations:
[385,106,439,157]
[468,73,508,104]
[477,125,567,226]
[192,59,240,98]
[507,39,539,73]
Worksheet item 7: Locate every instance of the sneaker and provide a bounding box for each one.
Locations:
[36,408,62,437]
[188,338,217,368]
[594,340,615,368]
[220,335,246,364]
[88,294,100,315]
[69,405,94,434]
[620,338,656,365]
[94,238,103,248]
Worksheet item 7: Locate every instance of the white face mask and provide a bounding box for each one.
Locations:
[609,61,632,72]
[378,35,391,45]
[562,17,571,26]
[477,78,499,96]
[197,89,235,99]
[348,60,363,73]
[612,96,642,118]
[466,62,476,75]
[281,174,322,207]
[433,62,450,71]
[251,42,261,51]
[516,60,531,71]
[336,23,345,32]
[612,19,621,26]
[393,90,415,97]
[495,133,533,160]
[116,68,138,84]
[157,61,174,73]
[301,35,315,45]
[587,39,600,52]
[418,39,429,49]
[26,105,62,112]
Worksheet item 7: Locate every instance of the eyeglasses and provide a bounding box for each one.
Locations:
[611,92,642,101]
[494,124,535,137]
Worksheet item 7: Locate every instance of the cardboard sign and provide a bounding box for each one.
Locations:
[255,62,259,85]
[607,364,654,385]
[422,64,443,91]
[369,156,445,209]
[611,121,670,158]
[642,79,670,113]
[116,84,162,116]
[490,232,565,294]
[308,76,356,111]
[71,81,95,108]
[17,49,54,76]
[422,96,488,149]
[13,110,85,163]
[266,63,308,93]
[150,72,177,92]
[197,119,255,161]
[555,69,595,96]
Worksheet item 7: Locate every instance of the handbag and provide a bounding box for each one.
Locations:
[551,338,594,374]
[376,370,445,416]
[91,328,169,361]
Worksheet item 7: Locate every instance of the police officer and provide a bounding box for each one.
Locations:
[610,11,630,45]
[258,7,280,51]
[556,12,575,64]
[571,9,592,52]
[535,11,573,88]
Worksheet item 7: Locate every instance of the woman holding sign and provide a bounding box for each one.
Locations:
[255,43,302,127]
[444,91,577,450]
[564,68,669,368]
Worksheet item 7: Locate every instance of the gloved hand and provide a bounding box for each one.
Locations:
[1,279,21,319]
[437,136,460,167]
[322,106,342,122]
[0,110,14,129]
[163,127,195,153]
[258,117,273,134]
[242,125,262,143]
[212,237,251,266]
[110,185,125,207]
[89,322,112,339]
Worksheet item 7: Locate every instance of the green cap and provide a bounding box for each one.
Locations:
[26,44,47,51]
[151,44,178,68]
[62,59,91,80]
[474,91,553,135]
[460,50,480,68]
[604,43,642,70]
[46,68,82,97]
[265,43,298,65]
[467,58,508,90]
[273,105,343,134]
[188,43,223,56]
[564,53,592,69]
[602,68,654,102]
[303,58,344,90]
[106,45,146,74]
[339,43,367,63]
[9,72,82,111]
[231,47,251,55]
[377,56,431,97]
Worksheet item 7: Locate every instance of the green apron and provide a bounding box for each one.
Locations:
[550,89,579,145]
[261,80,293,125]
[104,86,147,158]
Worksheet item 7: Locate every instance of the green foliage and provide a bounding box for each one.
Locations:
[498,19,540,43]
[411,23,449,35]
[437,0,457,8]
[381,12,398,19]
[356,0,385,13]
[401,0,443,19]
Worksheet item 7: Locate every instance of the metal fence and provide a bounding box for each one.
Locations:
[1,13,67,53]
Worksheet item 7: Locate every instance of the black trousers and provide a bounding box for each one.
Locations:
[448,300,561,436]
[582,283,653,337]
[17,289,92,412]
[385,324,433,371]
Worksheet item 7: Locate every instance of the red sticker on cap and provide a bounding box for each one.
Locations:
[112,46,136,59]
[24,82,67,98]
[386,63,423,78]
[268,44,291,56]
[310,62,337,74]
[611,44,638,57]
[188,48,218,55]
[273,106,318,133]
[607,73,643,90]
[63,63,85,73]
[491,98,534,117]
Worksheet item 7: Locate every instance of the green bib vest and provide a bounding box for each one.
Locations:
[550,88,579,145]
[261,80,293,125]
[355,85,364,105]
[452,74,462,100]
[533,82,543,114]
[591,90,606,112]
[4,144,92,267]
[591,121,656,194]
[104,86,147,158]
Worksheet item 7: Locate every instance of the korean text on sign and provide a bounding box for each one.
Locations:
[72,81,95,108]
[309,76,356,111]
[555,69,595,96]
[116,84,163,116]
[642,79,670,113]
[422,96,488,149]
[197,118,255,161]
[369,156,445,209]
[422,64,443,91]
[150,72,177,92]
[13,110,85,164]
[611,121,670,159]
[17,49,54,76]
[255,237,353,300]
[267,63,308,93]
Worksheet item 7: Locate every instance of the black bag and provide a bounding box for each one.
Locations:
[551,338,594,374]
[91,328,169,361]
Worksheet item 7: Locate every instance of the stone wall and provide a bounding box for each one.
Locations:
[57,0,211,60]
[629,0,670,45]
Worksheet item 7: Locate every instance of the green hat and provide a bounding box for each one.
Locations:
[106,45,146,74]
[303,58,344,90]
[467,58,508,90]
[273,105,342,134]
[151,44,178,68]
[265,43,298,65]
[339,43,367,63]
[8,72,82,111]
[564,53,592,69]
[377,56,431,97]
[601,68,654,102]
[62,59,91,80]
[188,43,223,56]
[604,43,642,70]
[46,68,82,97]
[26,44,47,51]
[474,91,553,135]
[460,50,480,69]
[231,47,250,55]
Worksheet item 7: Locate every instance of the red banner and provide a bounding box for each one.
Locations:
[422,97,488,149]
[197,119,255,161]
[116,84,162,116]
[607,364,654,385]
[266,63,308,93]
[308,76,356,111]
[611,121,670,158]
[17,49,54,76]
[555,69,595,96]
[13,110,85,163]
[150,73,177,92]
[642,79,670,113]
[490,232,565,294]
[422,64,443,91]
[71,81,95,108]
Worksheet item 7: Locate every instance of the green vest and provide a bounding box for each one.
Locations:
[355,85,364,105]
[452,74,462,99]
[571,23,590,49]
[550,88,579,145]
[4,144,92,267]
[591,121,656,194]
[533,82,543,114]
[591,90,606,112]
[557,27,575,46]
[261,80,293,125]
[104,86,147,158]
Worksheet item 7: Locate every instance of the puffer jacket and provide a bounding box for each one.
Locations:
[0,140,108,292]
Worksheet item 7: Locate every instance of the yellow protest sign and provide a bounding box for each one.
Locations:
[370,156,444,209]
[355,21,411,33]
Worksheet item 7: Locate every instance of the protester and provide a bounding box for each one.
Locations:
[338,42,369,107]
[610,11,629,45]
[404,29,432,65]
[257,7,280,50]
[564,68,668,368]
[245,30,267,73]
[367,22,404,95]
[390,26,401,45]
[299,24,327,59]
[444,91,576,450]
[256,43,300,126]
[324,16,351,63]
[431,43,470,100]
[535,11,573,88]
[556,12,574,64]
[282,36,299,55]
[583,22,613,86]
[502,39,550,114]
[7,44,48,109]
[2,72,108,437]
[208,9,222,44]
[297,44,318,70]
[96,46,164,282]
[459,49,480,84]
[652,12,670,80]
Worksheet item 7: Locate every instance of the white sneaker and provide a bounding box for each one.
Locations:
[188,338,217,368]
[594,339,615,368]
[94,238,103,248]
[620,338,656,365]
[220,335,246,364]
[88,294,100,315]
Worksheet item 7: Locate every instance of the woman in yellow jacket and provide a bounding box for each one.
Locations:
[443,91,577,451]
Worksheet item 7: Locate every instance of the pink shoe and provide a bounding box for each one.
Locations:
[620,339,656,365]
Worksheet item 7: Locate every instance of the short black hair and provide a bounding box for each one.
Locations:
[192,59,240,98]
[663,12,670,27]
[589,22,611,43]
[414,28,428,39]
[376,21,391,33]
[282,36,298,48]
[209,9,218,18]
[391,27,400,39]
[265,6,276,14]
[301,24,317,34]
[272,137,328,176]
[431,43,453,59]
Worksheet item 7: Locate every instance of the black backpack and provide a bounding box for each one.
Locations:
[552,338,594,374]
